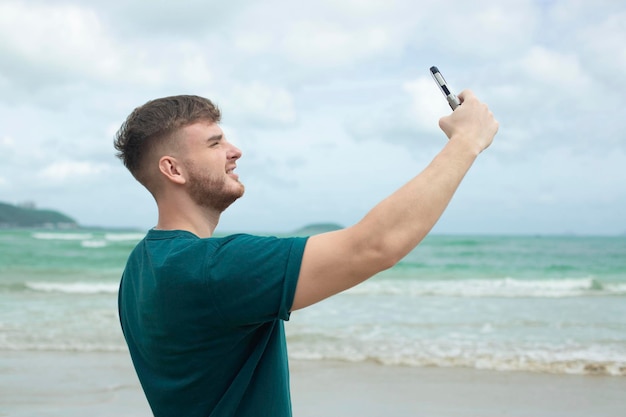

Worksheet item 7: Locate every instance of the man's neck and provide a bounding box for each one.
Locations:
[155,201,220,238]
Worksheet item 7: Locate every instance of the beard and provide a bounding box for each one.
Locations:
[186,164,245,212]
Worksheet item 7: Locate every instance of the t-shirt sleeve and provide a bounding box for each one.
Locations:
[205,234,307,326]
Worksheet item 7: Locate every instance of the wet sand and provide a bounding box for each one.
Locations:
[1,351,625,417]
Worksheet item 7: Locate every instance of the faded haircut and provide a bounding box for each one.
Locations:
[114,95,221,184]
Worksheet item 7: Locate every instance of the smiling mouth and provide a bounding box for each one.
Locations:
[226,167,239,179]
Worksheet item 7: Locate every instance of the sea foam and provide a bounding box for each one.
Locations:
[346,277,625,298]
[287,337,626,376]
[32,232,93,240]
[25,282,118,294]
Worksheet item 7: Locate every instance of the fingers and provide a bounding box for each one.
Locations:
[437,89,499,153]
[456,89,474,105]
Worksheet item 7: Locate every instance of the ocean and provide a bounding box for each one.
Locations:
[1,229,625,377]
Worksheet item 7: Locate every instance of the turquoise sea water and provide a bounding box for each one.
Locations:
[1,229,625,376]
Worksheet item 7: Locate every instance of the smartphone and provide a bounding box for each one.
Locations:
[430,66,460,110]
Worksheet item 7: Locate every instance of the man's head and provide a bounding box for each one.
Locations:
[114,95,244,212]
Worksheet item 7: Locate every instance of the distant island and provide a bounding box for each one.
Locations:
[292,222,343,236]
[0,201,78,229]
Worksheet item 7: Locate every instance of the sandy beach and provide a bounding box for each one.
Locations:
[1,350,625,417]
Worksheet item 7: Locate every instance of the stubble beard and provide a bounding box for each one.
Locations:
[187,166,245,213]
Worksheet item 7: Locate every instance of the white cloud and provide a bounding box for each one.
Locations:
[579,11,626,91]
[0,1,220,98]
[519,46,593,91]
[227,0,422,73]
[223,82,296,126]
[420,1,538,58]
[0,2,121,81]
[403,77,451,133]
[0,136,15,148]
[38,161,110,182]
[281,23,391,68]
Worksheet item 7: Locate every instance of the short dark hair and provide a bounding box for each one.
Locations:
[114,95,221,181]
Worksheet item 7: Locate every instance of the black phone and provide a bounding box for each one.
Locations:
[430,66,460,110]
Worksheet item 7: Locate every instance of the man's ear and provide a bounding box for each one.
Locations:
[158,156,186,185]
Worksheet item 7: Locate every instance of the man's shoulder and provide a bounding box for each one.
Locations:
[216,233,309,254]
[128,230,307,268]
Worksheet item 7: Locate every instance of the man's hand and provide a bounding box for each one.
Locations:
[438,89,499,155]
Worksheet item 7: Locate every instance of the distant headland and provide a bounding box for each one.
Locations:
[291,222,343,236]
[0,201,78,229]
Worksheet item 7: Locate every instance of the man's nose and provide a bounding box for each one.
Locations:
[228,144,242,160]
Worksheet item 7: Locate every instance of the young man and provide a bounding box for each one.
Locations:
[115,92,498,416]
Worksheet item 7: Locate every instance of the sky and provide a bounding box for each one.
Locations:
[0,0,625,235]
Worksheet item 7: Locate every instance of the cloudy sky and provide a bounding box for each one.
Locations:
[1,0,624,235]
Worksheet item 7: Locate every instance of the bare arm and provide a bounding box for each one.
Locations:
[291,90,499,310]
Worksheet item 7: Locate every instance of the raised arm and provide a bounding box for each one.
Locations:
[291,90,499,310]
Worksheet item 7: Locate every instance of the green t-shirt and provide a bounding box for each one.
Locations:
[118,229,308,417]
